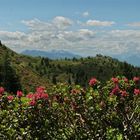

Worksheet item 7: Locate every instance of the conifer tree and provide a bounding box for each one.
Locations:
[0,52,21,92]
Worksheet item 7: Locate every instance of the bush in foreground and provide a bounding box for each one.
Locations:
[0,76,140,140]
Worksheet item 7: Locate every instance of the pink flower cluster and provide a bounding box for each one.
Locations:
[7,95,14,101]
[17,91,23,98]
[26,86,48,106]
[110,86,120,95]
[111,77,129,84]
[120,90,128,97]
[0,87,5,95]
[7,90,23,101]
[89,78,98,86]
[110,86,129,97]
[111,77,119,84]
[134,89,140,95]
[133,77,140,82]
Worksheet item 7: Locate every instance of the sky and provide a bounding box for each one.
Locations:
[0,0,140,57]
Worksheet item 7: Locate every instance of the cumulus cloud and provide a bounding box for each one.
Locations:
[22,16,73,31]
[60,29,96,42]
[52,16,73,29]
[127,22,140,27]
[110,30,140,39]
[0,31,26,40]
[86,20,115,26]
[22,18,53,31]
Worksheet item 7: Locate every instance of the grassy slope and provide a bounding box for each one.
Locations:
[0,45,48,91]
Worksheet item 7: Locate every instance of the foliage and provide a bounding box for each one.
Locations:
[0,76,140,139]
[0,51,21,93]
[33,55,140,87]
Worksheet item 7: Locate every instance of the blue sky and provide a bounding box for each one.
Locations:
[0,0,140,56]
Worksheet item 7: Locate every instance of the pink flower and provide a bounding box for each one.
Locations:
[36,86,46,94]
[41,93,48,100]
[0,87,5,94]
[120,90,128,97]
[133,77,139,82]
[29,100,36,106]
[33,86,49,101]
[123,77,128,83]
[34,93,41,100]
[7,95,14,101]
[17,91,23,98]
[34,92,48,100]
[111,77,119,84]
[89,78,97,86]
[110,86,120,95]
[26,93,34,99]
[134,89,140,95]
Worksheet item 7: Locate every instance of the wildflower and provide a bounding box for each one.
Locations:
[17,91,23,98]
[0,87,5,94]
[134,89,140,95]
[133,77,139,82]
[111,77,119,84]
[120,90,128,97]
[7,95,14,101]
[89,78,97,86]
[29,100,36,106]
[36,86,46,94]
[41,93,49,100]
[33,92,48,100]
[26,93,34,99]
[123,77,128,83]
[110,86,120,95]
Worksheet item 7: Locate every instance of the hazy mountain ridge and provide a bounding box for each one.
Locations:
[112,54,140,66]
[22,49,140,66]
[21,50,81,59]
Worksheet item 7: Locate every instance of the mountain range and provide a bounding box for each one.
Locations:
[112,54,140,67]
[21,50,81,59]
[21,49,140,66]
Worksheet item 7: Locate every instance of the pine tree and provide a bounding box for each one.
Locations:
[0,52,21,92]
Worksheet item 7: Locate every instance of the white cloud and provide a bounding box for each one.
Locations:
[86,20,115,26]
[53,16,73,29]
[127,22,140,27]
[22,18,53,31]
[109,30,140,39]
[1,17,140,57]
[22,16,73,31]
[0,31,26,40]
[61,29,96,42]
[82,11,89,17]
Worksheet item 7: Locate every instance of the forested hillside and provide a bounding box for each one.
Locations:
[33,55,140,87]
[0,43,140,92]
[0,43,48,92]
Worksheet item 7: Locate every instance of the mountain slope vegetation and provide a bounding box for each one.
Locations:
[0,43,48,92]
[0,43,140,92]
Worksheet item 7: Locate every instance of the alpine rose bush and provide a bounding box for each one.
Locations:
[0,76,140,140]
